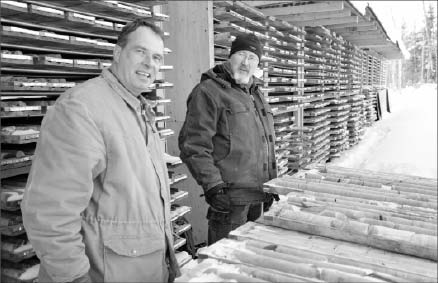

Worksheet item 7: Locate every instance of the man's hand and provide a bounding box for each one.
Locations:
[205,184,230,213]
[263,193,280,212]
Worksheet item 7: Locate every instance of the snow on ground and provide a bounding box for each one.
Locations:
[332,83,437,179]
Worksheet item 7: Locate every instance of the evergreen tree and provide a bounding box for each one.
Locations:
[401,2,437,86]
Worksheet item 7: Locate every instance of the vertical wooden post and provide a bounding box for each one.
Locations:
[163,1,214,245]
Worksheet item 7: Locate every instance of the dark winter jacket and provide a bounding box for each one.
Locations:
[178,62,277,204]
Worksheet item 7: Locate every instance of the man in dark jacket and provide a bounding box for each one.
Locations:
[178,33,278,245]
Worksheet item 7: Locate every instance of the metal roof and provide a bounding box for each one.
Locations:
[243,1,404,59]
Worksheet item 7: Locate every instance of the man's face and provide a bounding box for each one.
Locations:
[229,50,259,84]
[113,26,164,95]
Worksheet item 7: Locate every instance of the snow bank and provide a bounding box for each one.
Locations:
[332,84,437,179]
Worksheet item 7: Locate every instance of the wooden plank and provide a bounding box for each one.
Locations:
[258,2,344,17]
[263,204,437,260]
[242,1,293,8]
[286,197,436,235]
[199,238,387,283]
[199,240,322,280]
[340,30,386,37]
[287,193,436,229]
[320,165,438,188]
[289,16,358,27]
[359,44,398,48]
[230,223,437,282]
[267,177,437,209]
[288,175,437,202]
[332,26,378,33]
[343,34,388,41]
[318,172,437,196]
[268,190,436,224]
[1,163,32,179]
[277,9,351,22]
[243,244,395,283]
[177,257,318,282]
[325,21,376,29]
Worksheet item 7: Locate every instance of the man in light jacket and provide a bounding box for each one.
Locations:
[21,18,180,282]
[179,33,278,245]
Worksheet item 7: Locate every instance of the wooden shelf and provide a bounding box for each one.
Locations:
[170,189,189,204]
[170,205,191,222]
[1,33,113,58]
[173,223,192,236]
[22,0,155,23]
[1,162,32,179]
[1,43,113,59]
[173,236,186,250]
[2,65,100,77]
[1,14,118,40]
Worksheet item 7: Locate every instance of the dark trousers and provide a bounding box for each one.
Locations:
[207,202,262,245]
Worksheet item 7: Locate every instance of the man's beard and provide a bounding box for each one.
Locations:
[233,71,251,84]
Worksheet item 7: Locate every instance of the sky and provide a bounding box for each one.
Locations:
[351,0,437,42]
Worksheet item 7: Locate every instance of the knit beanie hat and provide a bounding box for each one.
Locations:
[229,33,262,61]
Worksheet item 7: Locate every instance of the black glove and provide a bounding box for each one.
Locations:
[204,184,230,213]
[263,193,280,212]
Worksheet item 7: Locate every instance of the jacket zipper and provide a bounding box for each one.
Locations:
[249,92,270,181]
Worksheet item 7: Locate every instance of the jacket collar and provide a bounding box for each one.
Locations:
[202,62,263,92]
[101,67,141,111]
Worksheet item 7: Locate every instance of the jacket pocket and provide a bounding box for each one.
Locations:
[229,103,248,114]
[215,103,247,163]
[103,236,167,282]
[226,103,251,137]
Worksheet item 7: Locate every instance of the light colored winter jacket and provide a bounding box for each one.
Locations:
[21,68,180,282]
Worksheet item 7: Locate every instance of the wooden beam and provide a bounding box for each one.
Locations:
[277,9,351,22]
[343,35,387,41]
[359,44,396,48]
[258,1,344,17]
[345,40,386,47]
[288,16,358,27]
[325,21,376,29]
[339,30,385,37]
[332,25,378,33]
[369,46,400,51]
[353,41,392,47]
[242,1,292,7]
[163,1,213,246]
[231,222,437,282]
[263,206,437,261]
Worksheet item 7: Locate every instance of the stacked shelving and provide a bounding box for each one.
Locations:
[302,26,332,164]
[326,96,350,159]
[166,154,193,263]
[263,18,306,174]
[361,50,370,88]
[363,88,378,125]
[346,44,366,147]
[342,41,362,147]
[325,33,349,161]
[367,53,374,87]
[372,55,380,88]
[359,49,368,126]
[381,59,388,88]
[344,41,363,95]
[346,92,366,146]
